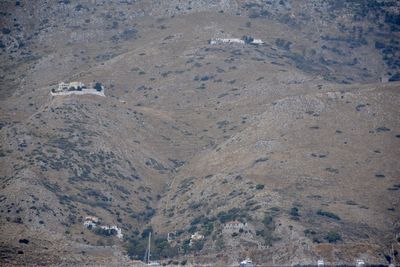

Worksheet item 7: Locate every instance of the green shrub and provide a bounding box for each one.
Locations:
[2,28,11,34]
[190,216,203,225]
[304,229,316,236]
[290,207,300,217]
[256,229,277,246]
[94,82,102,91]
[270,207,280,213]
[203,221,214,236]
[152,237,179,258]
[188,225,197,234]
[125,238,146,259]
[217,208,241,223]
[262,215,274,228]
[94,227,117,237]
[325,231,341,243]
[189,202,203,210]
[256,184,265,190]
[182,239,191,254]
[215,238,224,251]
[317,210,341,220]
[141,227,153,239]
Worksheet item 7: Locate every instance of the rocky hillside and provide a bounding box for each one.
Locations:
[154,83,400,265]
[0,0,399,266]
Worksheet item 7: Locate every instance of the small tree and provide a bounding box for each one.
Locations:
[203,221,214,236]
[215,238,224,251]
[94,227,117,236]
[94,82,102,91]
[317,210,341,220]
[290,207,300,220]
[242,35,254,44]
[256,184,265,190]
[191,239,205,251]
[125,238,146,260]
[262,214,274,228]
[141,227,153,239]
[325,231,341,243]
[182,239,191,254]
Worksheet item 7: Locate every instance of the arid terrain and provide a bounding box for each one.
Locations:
[0,0,399,266]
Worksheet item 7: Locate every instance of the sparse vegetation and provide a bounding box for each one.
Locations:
[255,184,265,190]
[0,0,398,264]
[217,208,246,223]
[325,231,342,243]
[93,227,117,237]
[317,210,341,220]
[289,207,300,220]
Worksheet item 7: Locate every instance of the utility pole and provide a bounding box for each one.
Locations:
[147,232,151,264]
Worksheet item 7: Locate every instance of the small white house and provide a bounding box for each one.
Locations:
[100,225,123,239]
[317,259,324,267]
[210,38,245,45]
[51,81,105,96]
[209,37,264,46]
[223,221,247,232]
[189,232,204,247]
[83,220,96,228]
[356,259,365,267]
[251,39,264,45]
[83,216,99,229]
[85,216,99,223]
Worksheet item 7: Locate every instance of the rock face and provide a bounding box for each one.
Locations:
[0,0,399,266]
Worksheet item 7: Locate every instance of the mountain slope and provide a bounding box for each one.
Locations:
[153,83,400,264]
[0,0,399,266]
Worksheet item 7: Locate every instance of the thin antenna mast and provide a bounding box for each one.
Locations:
[147,232,151,264]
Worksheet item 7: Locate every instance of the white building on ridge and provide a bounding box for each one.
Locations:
[51,81,105,96]
[209,35,264,46]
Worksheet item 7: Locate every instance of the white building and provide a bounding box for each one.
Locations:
[251,39,264,45]
[57,81,85,92]
[317,259,324,267]
[356,259,365,267]
[84,220,96,228]
[210,38,245,45]
[51,81,105,96]
[223,221,247,232]
[209,37,264,46]
[85,216,99,223]
[100,225,123,239]
[189,232,204,247]
[83,216,99,229]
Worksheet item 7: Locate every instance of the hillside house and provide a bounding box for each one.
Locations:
[189,232,204,247]
[223,221,247,233]
[99,225,123,239]
[209,38,245,45]
[356,259,365,267]
[209,36,264,46]
[51,81,105,96]
[85,216,99,223]
[83,216,99,229]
